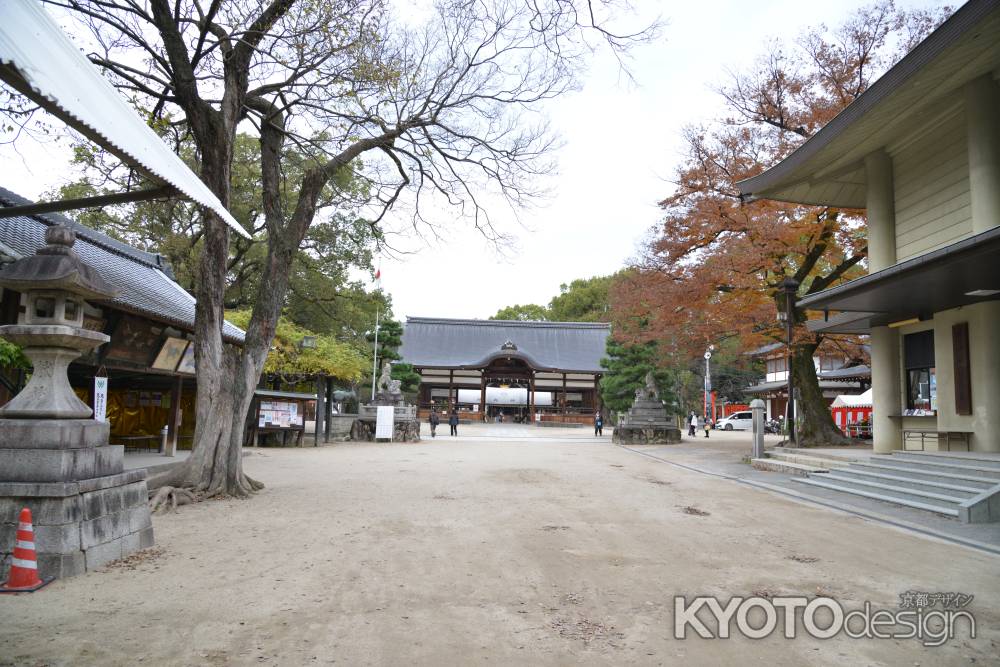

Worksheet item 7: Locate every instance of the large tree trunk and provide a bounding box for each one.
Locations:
[791,343,852,447]
[149,112,316,497]
[147,124,265,497]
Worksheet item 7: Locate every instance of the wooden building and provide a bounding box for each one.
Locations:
[399,317,610,424]
[0,186,245,452]
[744,342,871,422]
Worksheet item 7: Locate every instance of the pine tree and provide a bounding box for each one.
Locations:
[600,340,675,414]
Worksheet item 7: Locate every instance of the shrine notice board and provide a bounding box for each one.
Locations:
[375,406,394,440]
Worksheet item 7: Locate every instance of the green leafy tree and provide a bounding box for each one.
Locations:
[490,304,551,321]
[600,339,676,414]
[0,338,28,369]
[226,311,367,384]
[491,271,627,322]
[362,318,418,394]
[368,318,404,362]
[549,273,620,322]
[390,362,422,395]
[55,134,379,323]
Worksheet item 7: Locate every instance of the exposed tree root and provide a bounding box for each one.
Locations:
[147,474,264,512]
[149,486,198,513]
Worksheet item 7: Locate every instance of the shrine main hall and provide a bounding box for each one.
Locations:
[398,317,610,424]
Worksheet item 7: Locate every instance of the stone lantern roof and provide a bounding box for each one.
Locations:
[0,225,117,300]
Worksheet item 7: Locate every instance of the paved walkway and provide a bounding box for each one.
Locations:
[123,449,191,471]
[4,431,998,665]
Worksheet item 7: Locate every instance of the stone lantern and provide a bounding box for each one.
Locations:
[0,225,153,579]
[0,226,116,418]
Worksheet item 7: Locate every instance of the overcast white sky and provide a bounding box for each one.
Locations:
[2,0,940,322]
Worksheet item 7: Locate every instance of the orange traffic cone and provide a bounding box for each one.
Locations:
[1,508,52,593]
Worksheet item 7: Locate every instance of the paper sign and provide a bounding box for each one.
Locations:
[375,406,394,440]
[93,376,108,422]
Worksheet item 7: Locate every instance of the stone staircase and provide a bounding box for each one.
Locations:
[751,448,851,475]
[752,448,1000,523]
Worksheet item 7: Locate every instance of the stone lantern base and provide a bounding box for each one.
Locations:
[612,397,682,445]
[0,419,153,579]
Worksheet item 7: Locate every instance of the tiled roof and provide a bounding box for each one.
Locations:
[820,364,871,380]
[744,379,863,394]
[0,187,244,343]
[399,317,610,373]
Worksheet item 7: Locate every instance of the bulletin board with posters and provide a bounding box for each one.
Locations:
[248,390,316,447]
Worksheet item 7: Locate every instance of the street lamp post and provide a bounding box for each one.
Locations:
[703,344,715,424]
[780,277,800,446]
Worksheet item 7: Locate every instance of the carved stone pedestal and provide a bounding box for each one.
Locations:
[350,418,421,442]
[613,397,681,445]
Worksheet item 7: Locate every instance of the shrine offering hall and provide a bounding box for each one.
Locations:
[399,317,610,425]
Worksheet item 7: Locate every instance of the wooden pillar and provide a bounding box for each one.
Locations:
[449,369,455,408]
[562,373,567,415]
[314,375,326,446]
[528,374,535,423]
[594,374,602,413]
[479,371,487,422]
[164,375,182,457]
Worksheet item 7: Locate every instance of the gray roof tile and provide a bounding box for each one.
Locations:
[0,186,244,343]
[399,317,609,373]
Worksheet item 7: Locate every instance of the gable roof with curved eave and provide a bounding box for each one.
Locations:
[399,317,610,373]
[0,187,245,343]
[737,0,1000,207]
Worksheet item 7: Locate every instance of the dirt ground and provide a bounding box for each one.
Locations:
[2,427,998,666]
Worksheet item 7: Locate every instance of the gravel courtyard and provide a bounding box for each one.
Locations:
[2,428,998,666]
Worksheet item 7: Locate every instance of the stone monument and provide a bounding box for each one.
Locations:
[0,226,153,579]
[612,371,681,445]
[351,361,420,442]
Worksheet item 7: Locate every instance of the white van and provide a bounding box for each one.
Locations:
[716,411,753,431]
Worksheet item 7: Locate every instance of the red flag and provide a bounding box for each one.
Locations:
[375,268,381,280]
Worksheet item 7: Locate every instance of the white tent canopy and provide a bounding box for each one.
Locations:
[457,388,553,406]
[0,1,248,238]
[831,388,873,408]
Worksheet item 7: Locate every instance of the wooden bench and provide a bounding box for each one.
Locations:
[901,428,971,452]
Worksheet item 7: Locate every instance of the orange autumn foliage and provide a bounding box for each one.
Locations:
[612,1,950,443]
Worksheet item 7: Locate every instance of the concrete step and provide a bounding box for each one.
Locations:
[891,451,1000,470]
[850,462,997,490]
[771,447,865,463]
[878,457,1000,481]
[818,473,969,508]
[829,468,983,499]
[793,477,959,517]
[751,458,829,476]
[765,452,849,469]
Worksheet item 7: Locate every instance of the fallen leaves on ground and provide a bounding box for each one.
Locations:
[102,547,166,571]
[788,554,820,563]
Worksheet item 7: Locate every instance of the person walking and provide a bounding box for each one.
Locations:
[449,409,459,436]
[687,411,697,437]
[429,409,440,438]
[594,411,604,436]
[703,415,713,438]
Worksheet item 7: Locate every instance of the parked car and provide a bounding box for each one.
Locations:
[716,411,753,431]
